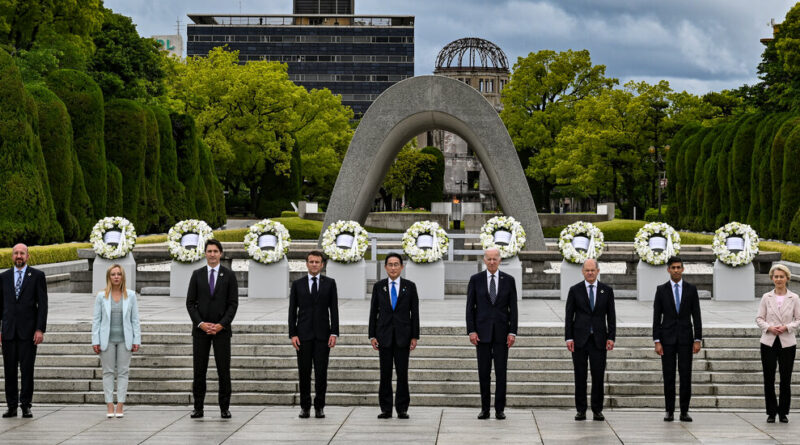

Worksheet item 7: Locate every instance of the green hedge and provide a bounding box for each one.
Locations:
[46,69,107,218]
[106,162,123,216]
[152,106,185,227]
[665,123,700,226]
[769,117,800,237]
[140,106,164,233]
[105,99,147,227]
[0,49,63,246]
[0,243,91,268]
[198,139,226,228]
[729,114,761,222]
[171,112,203,218]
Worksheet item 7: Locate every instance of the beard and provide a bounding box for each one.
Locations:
[14,259,24,268]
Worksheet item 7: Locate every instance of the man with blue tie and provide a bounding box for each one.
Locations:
[0,244,48,418]
[466,247,518,420]
[369,253,420,419]
[653,256,702,422]
[565,258,615,421]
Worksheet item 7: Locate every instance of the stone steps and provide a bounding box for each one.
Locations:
[0,323,785,408]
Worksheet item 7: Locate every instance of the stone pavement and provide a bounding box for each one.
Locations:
[0,405,796,444]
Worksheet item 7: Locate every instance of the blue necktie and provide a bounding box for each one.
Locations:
[674,283,681,313]
[588,284,595,311]
[15,270,22,299]
[391,281,398,310]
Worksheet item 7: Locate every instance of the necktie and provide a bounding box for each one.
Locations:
[391,281,398,310]
[209,269,216,295]
[589,284,595,311]
[489,275,497,304]
[674,283,681,313]
[15,270,22,299]
[312,276,318,296]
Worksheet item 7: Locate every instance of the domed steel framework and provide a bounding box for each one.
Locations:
[435,37,509,72]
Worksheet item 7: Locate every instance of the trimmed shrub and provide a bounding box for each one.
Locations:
[105,99,147,226]
[688,127,716,230]
[756,114,792,232]
[778,125,800,239]
[716,119,743,226]
[106,162,124,216]
[198,139,226,228]
[769,116,800,237]
[729,114,761,222]
[141,106,167,233]
[679,129,706,228]
[644,206,668,222]
[46,69,107,218]
[69,148,93,240]
[171,112,206,218]
[666,123,700,226]
[0,49,63,245]
[152,106,185,227]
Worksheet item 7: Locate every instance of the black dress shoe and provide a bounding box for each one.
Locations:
[2,409,17,418]
[477,410,490,420]
[780,414,789,423]
[190,410,204,419]
[315,408,325,419]
[593,412,605,421]
[377,411,392,419]
[664,412,674,422]
[220,410,231,419]
[21,407,32,418]
[679,413,692,422]
[397,411,409,419]
[299,408,310,418]
[767,415,776,423]
[574,412,586,421]
[495,411,506,420]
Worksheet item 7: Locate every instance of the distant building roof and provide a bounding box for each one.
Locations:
[435,37,509,72]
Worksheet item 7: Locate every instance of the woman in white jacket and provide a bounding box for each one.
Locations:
[756,264,800,424]
[92,264,141,418]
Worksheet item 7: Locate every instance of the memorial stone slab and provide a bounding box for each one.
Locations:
[713,260,755,300]
[404,261,445,299]
[248,258,289,298]
[326,259,366,299]
[637,260,669,301]
[170,260,202,297]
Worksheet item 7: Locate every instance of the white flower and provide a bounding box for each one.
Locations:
[168,219,214,263]
[402,221,449,263]
[90,217,137,260]
[634,222,681,266]
[479,216,526,259]
[321,220,369,263]
[712,222,759,267]
[558,221,605,264]
[243,219,291,264]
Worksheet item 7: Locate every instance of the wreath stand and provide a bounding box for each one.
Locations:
[248,258,289,298]
[636,260,669,301]
[326,259,366,299]
[170,260,202,297]
[713,260,755,300]
[560,260,584,301]
[405,261,445,300]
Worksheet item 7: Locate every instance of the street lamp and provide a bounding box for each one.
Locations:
[647,145,670,218]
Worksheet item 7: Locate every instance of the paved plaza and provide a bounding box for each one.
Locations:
[0,405,797,444]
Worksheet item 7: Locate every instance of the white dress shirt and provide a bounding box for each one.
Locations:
[308,273,321,293]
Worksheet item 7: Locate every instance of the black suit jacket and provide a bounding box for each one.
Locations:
[186,265,239,337]
[466,271,518,343]
[288,275,340,341]
[653,280,702,345]
[368,278,420,347]
[0,267,48,340]
[565,281,616,349]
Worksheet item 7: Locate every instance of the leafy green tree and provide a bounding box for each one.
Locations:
[105,162,123,216]
[0,0,103,52]
[104,99,147,226]
[750,114,787,230]
[728,114,761,222]
[716,119,744,226]
[769,116,800,237]
[689,127,719,230]
[665,123,701,226]
[778,125,800,238]
[199,139,226,227]
[406,146,445,209]
[171,112,209,220]
[152,105,185,227]
[679,129,707,228]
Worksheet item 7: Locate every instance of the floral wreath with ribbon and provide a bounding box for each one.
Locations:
[244,219,291,265]
[634,222,681,266]
[479,216,526,259]
[402,221,449,263]
[321,220,369,263]
[712,222,759,267]
[168,219,214,263]
[90,216,137,260]
[558,221,605,264]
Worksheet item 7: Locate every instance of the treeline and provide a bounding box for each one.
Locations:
[664,113,800,240]
[0,51,224,246]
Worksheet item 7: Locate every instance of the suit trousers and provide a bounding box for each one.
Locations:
[192,333,232,411]
[761,337,796,416]
[379,343,410,413]
[2,338,37,409]
[297,339,330,410]
[100,341,132,404]
[661,342,693,414]
[476,341,508,412]
[572,334,606,414]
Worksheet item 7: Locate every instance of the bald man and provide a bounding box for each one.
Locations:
[565,259,615,421]
[0,244,48,418]
[466,248,518,420]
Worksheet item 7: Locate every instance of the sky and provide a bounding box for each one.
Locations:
[104,0,798,95]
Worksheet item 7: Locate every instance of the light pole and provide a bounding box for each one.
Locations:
[647,145,669,218]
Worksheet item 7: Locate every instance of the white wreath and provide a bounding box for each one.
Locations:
[244,219,291,264]
[480,216,526,259]
[168,219,214,263]
[90,216,137,260]
[713,222,759,267]
[322,220,369,263]
[558,221,605,264]
[402,221,449,263]
[634,222,681,266]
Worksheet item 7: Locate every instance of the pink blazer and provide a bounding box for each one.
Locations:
[756,290,800,347]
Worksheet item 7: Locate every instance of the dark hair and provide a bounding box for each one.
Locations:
[306,250,326,262]
[666,256,683,267]
[205,239,223,254]
[384,252,403,266]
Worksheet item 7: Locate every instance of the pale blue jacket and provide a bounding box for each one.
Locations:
[91,289,141,351]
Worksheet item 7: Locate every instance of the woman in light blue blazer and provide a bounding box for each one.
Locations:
[92,264,141,418]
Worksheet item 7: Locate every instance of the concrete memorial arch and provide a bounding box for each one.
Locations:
[322,75,546,250]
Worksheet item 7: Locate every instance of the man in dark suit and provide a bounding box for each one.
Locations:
[565,258,616,421]
[369,253,420,419]
[186,239,238,419]
[0,244,47,418]
[466,247,518,420]
[653,255,702,422]
[289,250,339,419]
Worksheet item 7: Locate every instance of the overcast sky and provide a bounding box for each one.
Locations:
[104,0,797,95]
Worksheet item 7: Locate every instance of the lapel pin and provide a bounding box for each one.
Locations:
[27,272,31,277]
[600,290,604,294]
[383,286,387,292]
[220,272,224,277]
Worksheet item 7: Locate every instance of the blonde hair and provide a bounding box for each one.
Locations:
[103,264,128,299]
[769,263,792,280]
